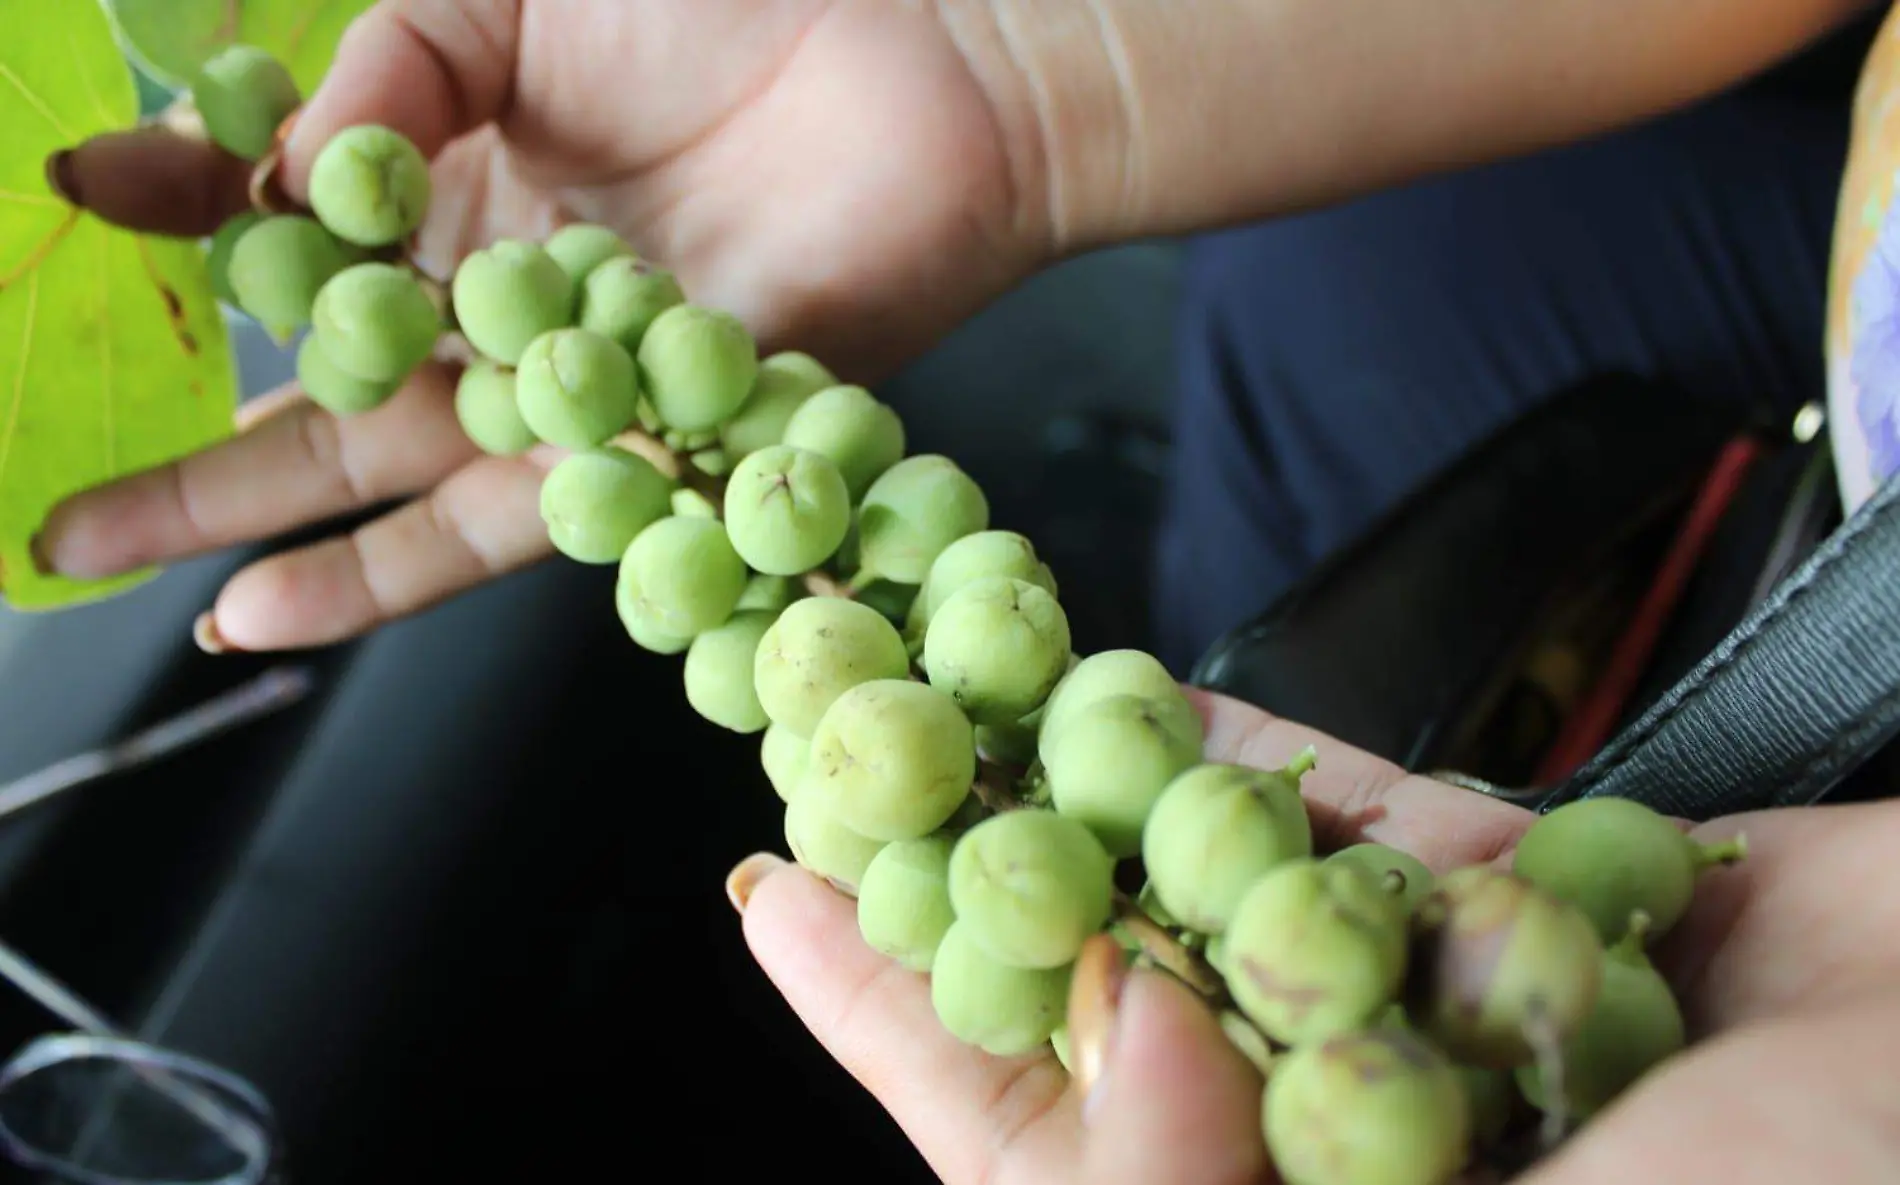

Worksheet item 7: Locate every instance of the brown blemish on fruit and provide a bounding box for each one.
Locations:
[1239,958,1330,1021]
[1415,878,1521,1018]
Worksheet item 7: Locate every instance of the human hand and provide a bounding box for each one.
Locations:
[35,0,1045,651]
[730,688,1900,1184]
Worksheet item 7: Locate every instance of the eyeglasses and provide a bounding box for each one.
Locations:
[0,667,313,1185]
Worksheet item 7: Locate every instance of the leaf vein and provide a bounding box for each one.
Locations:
[100,226,115,476]
[0,191,65,210]
[0,267,40,502]
[66,24,118,128]
[0,61,76,142]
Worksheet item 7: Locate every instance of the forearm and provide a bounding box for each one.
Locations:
[945,0,1882,253]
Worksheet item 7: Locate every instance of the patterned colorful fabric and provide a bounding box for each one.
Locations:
[1828,3,1900,511]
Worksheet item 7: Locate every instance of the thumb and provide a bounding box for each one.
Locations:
[1071,939,1273,1185]
[281,0,521,196]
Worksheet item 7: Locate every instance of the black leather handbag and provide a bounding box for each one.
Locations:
[1189,374,1900,819]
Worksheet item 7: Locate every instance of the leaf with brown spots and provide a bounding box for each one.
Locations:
[0,0,236,609]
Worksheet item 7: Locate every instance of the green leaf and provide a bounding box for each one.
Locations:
[104,0,375,94]
[0,0,237,610]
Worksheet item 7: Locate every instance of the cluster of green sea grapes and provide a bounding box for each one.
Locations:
[186,46,1749,1185]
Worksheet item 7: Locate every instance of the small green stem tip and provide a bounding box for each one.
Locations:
[1694,833,1749,871]
[1284,744,1319,779]
[1381,869,1409,897]
[1613,909,1653,957]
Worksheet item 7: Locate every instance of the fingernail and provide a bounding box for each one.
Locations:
[44,150,80,206]
[26,533,54,577]
[273,107,303,152]
[248,149,296,216]
[193,612,242,655]
[725,852,786,914]
[1067,932,1130,1119]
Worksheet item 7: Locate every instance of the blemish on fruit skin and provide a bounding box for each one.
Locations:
[1240,958,1331,1022]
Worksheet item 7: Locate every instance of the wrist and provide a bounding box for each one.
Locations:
[933,0,1148,261]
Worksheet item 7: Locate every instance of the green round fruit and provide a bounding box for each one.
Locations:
[923,577,1071,725]
[1037,649,1191,760]
[684,610,776,734]
[753,597,911,737]
[310,263,441,383]
[856,455,990,584]
[1406,867,1605,1069]
[1042,692,1203,857]
[193,45,300,161]
[452,239,576,366]
[722,445,852,575]
[1512,797,1745,944]
[948,810,1115,969]
[544,223,633,286]
[1223,858,1410,1047]
[780,384,906,500]
[760,723,809,804]
[721,352,838,459]
[1263,1028,1472,1185]
[538,446,674,564]
[803,679,975,842]
[227,215,353,335]
[736,574,801,614]
[205,211,262,309]
[307,124,433,248]
[453,362,537,456]
[929,921,1072,1057]
[784,793,885,893]
[295,334,399,416]
[858,836,959,972]
[578,256,685,355]
[515,328,641,449]
[635,304,758,432]
[1514,914,1686,1120]
[914,530,1057,636]
[1143,762,1314,933]
[1327,844,1436,916]
[616,585,692,655]
[615,515,747,639]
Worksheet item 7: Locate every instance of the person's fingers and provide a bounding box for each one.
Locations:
[46,125,253,238]
[232,385,311,432]
[1188,687,1535,869]
[734,856,1079,1185]
[198,446,560,651]
[280,0,522,198]
[1070,944,1272,1185]
[36,363,477,582]
[1656,800,1900,1032]
[1515,993,1900,1185]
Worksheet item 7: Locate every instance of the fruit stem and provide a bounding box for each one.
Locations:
[1694,833,1749,871]
[1525,1002,1570,1151]
[802,570,854,600]
[1612,910,1653,959]
[1110,895,1226,998]
[1380,869,1409,897]
[1284,744,1319,779]
[971,758,1022,814]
